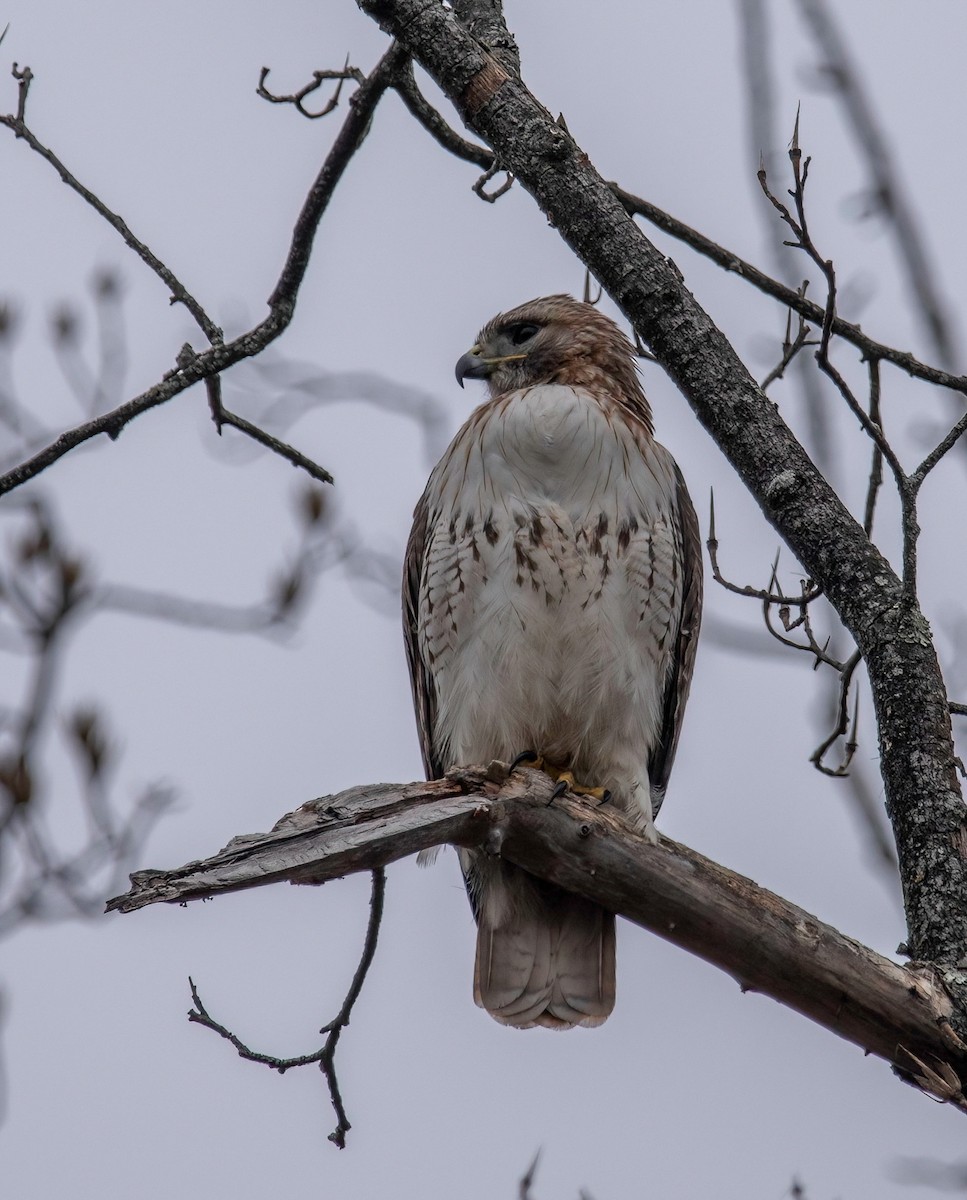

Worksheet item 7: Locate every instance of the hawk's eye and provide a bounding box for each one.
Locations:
[507,322,540,346]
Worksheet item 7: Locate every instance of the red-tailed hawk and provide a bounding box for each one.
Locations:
[403,294,702,1029]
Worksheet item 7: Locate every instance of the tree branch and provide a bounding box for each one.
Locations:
[0,82,221,345]
[608,182,967,397]
[0,43,408,497]
[382,49,967,397]
[107,764,967,1112]
[186,866,385,1149]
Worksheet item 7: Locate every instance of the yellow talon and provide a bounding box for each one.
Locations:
[512,754,609,802]
[543,765,609,802]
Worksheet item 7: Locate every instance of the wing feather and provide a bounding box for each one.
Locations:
[402,486,445,780]
[648,463,703,808]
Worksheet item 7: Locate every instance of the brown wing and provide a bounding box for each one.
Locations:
[648,463,703,810]
[402,485,445,780]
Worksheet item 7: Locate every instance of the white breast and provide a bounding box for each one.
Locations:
[419,385,683,830]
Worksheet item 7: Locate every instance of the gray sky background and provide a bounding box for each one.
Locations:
[3,2,967,1197]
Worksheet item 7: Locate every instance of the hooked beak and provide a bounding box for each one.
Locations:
[454,346,529,388]
[455,346,490,388]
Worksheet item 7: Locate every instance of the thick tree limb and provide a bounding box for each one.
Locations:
[108,764,967,1111]
[356,0,967,991]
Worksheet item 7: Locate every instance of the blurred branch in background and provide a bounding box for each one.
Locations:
[0,492,174,934]
[0,37,453,953]
[793,0,958,371]
[737,0,833,471]
[892,1156,967,1193]
[0,269,446,938]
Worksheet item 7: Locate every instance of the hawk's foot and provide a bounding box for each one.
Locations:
[551,770,610,803]
[510,754,610,807]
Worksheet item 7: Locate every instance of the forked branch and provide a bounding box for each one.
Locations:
[187,867,385,1149]
[0,44,409,496]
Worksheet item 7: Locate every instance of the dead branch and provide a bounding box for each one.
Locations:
[608,181,967,397]
[451,0,520,75]
[863,357,883,536]
[811,652,861,777]
[706,491,822,608]
[758,118,905,480]
[108,763,967,1113]
[187,866,385,1149]
[257,60,365,120]
[0,476,347,935]
[758,116,967,604]
[472,158,514,202]
[392,61,492,167]
[758,296,816,392]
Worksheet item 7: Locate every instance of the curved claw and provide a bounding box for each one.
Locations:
[548,779,569,806]
[510,750,540,773]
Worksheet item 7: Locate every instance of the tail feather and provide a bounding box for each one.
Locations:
[469,860,616,1029]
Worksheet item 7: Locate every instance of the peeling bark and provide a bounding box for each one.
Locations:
[108,764,967,1111]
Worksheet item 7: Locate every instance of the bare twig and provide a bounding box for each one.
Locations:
[257,60,365,120]
[706,491,822,607]
[472,159,513,202]
[863,358,884,536]
[387,44,967,400]
[217,408,334,485]
[393,61,492,166]
[759,295,816,392]
[0,44,407,497]
[188,867,385,1148]
[1,67,221,346]
[609,181,967,396]
[760,566,847,673]
[757,116,928,604]
[911,408,967,488]
[519,1151,541,1200]
[811,652,861,776]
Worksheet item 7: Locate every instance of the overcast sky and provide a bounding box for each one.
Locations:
[3,2,967,1197]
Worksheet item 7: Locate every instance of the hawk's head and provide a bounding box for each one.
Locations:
[455,293,648,421]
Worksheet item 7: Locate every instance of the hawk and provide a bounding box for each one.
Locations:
[403,294,702,1029]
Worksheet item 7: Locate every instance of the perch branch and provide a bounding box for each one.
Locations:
[109,764,967,1112]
